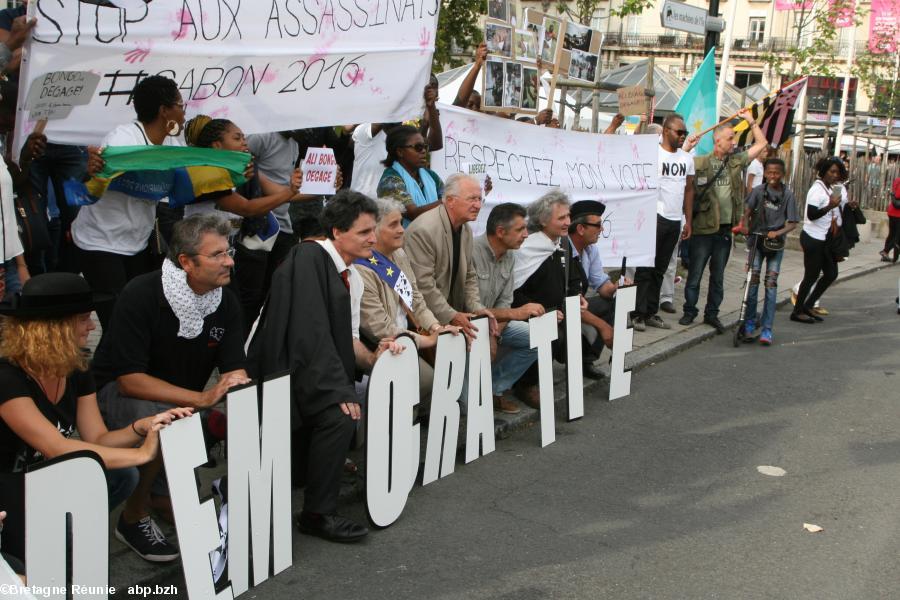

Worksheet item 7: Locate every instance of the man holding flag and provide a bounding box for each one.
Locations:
[679,108,768,332]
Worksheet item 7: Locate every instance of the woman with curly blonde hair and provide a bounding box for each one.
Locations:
[0,273,191,567]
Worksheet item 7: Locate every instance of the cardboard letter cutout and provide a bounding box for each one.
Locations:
[465,317,496,463]
[366,336,420,527]
[609,285,636,400]
[227,376,292,594]
[529,312,558,447]
[423,332,467,484]
[564,295,585,420]
[26,452,108,599]
[162,415,234,600]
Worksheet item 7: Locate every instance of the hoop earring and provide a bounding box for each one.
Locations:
[167,120,183,137]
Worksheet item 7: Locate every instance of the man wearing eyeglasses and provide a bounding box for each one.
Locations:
[92,214,249,562]
[632,113,695,332]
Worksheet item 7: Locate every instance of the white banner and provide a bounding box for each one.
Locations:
[431,103,659,267]
[18,0,439,146]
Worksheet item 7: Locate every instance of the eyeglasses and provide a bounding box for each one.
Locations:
[666,127,689,136]
[402,143,429,153]
[194,247,236,262]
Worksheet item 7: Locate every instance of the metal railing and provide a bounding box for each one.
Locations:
[603,32,869,57]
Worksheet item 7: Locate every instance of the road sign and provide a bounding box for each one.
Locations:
[660,0,708,36]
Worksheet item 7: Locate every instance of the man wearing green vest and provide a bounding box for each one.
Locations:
[679,108,768,332]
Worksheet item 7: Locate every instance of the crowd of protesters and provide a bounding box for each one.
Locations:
[1,11,899,586]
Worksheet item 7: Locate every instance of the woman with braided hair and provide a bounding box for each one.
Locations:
[184,115,302,334]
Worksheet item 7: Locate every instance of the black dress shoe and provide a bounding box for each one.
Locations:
[790,311,816,324]
[582,362,605,380]
[296,512,368,543]
[803,308,824,322]
[678,314,695,326]
[703,316,725,334]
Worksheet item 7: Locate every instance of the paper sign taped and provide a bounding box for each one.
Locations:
[617,84,647,117]
[301,147,337,195]
[25,71,101,121]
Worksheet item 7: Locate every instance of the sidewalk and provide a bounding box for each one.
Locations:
[101,237,897,591]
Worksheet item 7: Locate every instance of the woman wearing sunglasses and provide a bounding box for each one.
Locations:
[377,125,444,222]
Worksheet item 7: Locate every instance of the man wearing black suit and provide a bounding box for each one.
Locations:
[250,191,402,543]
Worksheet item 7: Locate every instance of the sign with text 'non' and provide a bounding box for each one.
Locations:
[18,0,439,147]
[431,102,660,267]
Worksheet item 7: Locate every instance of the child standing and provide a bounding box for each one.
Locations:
[740,158,799,345]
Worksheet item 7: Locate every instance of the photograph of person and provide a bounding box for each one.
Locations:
[541,17,560,62]
[522,66,539,109]
[484,59,505,107]
[568,49,598,82]
[487,0,508,22]
[514,29,538,62]
[563,21,592,52]
[503,61,523,108]
[485,21,513,58]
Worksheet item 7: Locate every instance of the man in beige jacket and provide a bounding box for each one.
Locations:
[404,174,497,340]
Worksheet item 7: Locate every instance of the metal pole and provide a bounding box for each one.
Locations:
[705,0,721,55]
[715,0,739,118]
[822,98,834,153]
[833,22,857,154]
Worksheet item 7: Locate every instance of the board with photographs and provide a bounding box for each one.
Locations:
[482,58,539,114]
[523,9,602,70]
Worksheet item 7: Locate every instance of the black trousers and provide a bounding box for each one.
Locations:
[230,243,270,337]
[79,247,153,331]
[634,215,681,318]
[294,403,356,515]
[883,216,900,260]
[796,231,838,312]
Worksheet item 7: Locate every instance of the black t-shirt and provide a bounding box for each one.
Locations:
[0,359,95,473]
[91,271,246,391]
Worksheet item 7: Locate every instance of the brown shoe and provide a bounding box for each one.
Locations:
[514,384,541,410]
[493,394,521,414]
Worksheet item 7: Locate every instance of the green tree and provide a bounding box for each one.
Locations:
[433,0,484,70]
[853,35,900,117]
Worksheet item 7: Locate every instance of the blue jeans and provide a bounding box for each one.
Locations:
[745,248,784,330]
[492,320,538,395]
[683,228,732,319]
[107,467,140,510]
[2,258,21,301]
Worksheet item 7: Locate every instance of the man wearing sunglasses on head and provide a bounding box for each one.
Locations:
[632,114,695,332]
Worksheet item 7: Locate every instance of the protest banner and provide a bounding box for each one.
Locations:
[431,103,659,267]
[17,0,439,147]
[301,147,338,195]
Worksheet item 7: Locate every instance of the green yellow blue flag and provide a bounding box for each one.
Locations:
[64,145,250,208]
[675,48,717,156]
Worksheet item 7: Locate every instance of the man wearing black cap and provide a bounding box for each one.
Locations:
[568,200,626,376]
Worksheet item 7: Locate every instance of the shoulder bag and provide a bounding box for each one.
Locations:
[692,156,730,216]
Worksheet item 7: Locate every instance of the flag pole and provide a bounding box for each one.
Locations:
[715,0,739,119]
[692,77,808,142]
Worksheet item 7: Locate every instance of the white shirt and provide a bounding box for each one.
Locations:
[350,124,387,199]
[317,238,363,339]
[745,159,764,187]
[0,160,23,262]
[72,122,183,255]
[803,180,846,241]
[657,146,694,221]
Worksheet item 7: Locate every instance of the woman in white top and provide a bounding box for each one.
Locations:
[73,75,186,330]
[792,156,848,324]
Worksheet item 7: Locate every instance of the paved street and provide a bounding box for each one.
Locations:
[215,265,900,600]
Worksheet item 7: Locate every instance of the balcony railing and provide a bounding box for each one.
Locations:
[602,32,870,56]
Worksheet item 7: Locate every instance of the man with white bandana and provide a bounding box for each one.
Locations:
[93,214,249,562]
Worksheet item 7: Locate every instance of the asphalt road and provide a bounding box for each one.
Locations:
[169,267,900,600]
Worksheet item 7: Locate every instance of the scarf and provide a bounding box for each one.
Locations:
[390,163,438,208]
[355,249,414,310]
[514,231,560,289]
[161,258,222,339]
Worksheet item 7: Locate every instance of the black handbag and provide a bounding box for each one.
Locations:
[7,160,52,254]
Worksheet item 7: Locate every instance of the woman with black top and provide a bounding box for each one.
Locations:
[0,273,189,566]
[183,115,302,334]
[792,157,849,324]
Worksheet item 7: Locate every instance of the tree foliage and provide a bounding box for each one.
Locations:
[553,0,655,25]
[433,0,484,70]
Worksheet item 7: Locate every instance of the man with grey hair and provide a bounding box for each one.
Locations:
[405,173,497,339]
[682,108,768,332]
[93,213,249,562]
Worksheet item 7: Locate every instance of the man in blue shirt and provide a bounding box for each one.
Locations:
[568,200,628,376]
